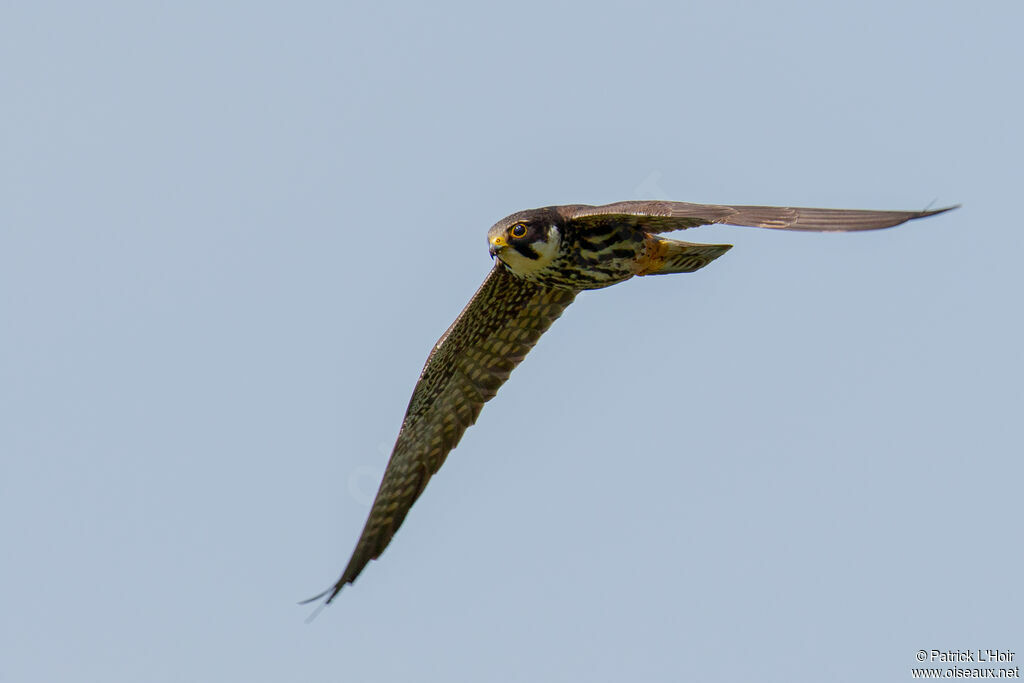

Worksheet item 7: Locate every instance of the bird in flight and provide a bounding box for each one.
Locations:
[306,199,956,605]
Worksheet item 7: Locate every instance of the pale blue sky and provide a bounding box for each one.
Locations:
[2,2,1021,682]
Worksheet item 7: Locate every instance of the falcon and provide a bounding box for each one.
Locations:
[306,199,957,605]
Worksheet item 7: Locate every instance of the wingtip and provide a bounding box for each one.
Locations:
[922,204,961,217]
[298,583,343,607]
[297,591,328,606]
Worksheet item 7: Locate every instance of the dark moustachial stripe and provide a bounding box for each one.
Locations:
[512,242,540,260]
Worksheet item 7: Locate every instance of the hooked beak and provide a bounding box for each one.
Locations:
[488,234,507,259]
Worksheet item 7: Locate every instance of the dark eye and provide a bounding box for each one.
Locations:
[510,223,528,239]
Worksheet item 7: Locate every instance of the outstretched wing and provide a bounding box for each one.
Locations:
[307,265,577,604]
[566,201,959,233]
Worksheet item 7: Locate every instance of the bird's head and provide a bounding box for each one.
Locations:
[486,207,563,279]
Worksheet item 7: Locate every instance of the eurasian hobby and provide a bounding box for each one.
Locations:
[306,199,957,605]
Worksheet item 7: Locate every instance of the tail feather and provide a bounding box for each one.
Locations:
[637,237,732,276]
